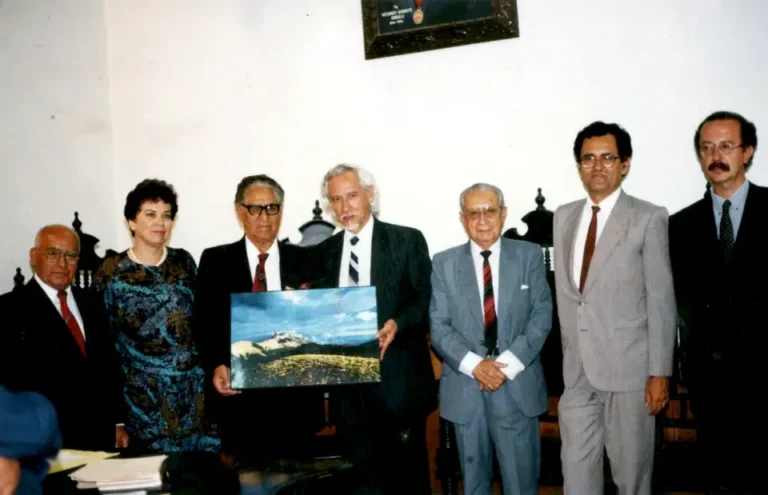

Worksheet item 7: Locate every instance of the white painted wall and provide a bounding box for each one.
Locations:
[0,0,115,292]
[2,0,768,292]
[105,0,768,259]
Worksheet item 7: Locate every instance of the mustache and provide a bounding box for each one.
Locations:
[708,161,730,172]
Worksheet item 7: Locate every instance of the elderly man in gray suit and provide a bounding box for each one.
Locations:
[553,121,676,494]
[431,183,553,495]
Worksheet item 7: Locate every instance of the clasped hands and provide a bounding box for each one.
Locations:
[472,359,508,391]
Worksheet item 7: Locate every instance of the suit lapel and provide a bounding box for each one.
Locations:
[458,243,483,329]
[28,280,86,360]
[583,191,631,295]
[327,232,344,288]
[71,288,91,342]
[733,182,758,264]
[497,240,518,339]
[370,218,383,288]
[561,202,583,296]
[235,237,254,292]
[698,195,722,268]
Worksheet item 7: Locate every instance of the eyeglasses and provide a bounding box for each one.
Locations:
[42,248,79,265]
[579,153,621,169]
[240,203,281,217]
[464,208,501,221]
[698,142,743,156]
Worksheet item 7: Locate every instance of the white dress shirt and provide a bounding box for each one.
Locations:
[457,239,525,381]
[35,274,85,338]
[572,187,622,288]
[245,237,282,291]
[338,217,374,287]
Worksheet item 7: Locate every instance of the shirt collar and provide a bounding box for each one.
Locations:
[35,273,68,297]
[343,215,374,245]
[470,237,501,259]
[584,187,621,215]
[587,187,622,212]
[711,180,749,212]
[245,236,280,259]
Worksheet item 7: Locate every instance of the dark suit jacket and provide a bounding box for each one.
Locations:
[0,279,123,451]
[311,218,437,422]
[669,182,768,394]
[0,386,61,495]
[193,238,324,453]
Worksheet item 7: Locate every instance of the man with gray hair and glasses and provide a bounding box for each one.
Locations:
[430,183,552,494]
[194,174,323,466]
[310,164,436,494]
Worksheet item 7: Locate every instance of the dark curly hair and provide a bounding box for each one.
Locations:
[573,121,633,163]
[124,179,178,221]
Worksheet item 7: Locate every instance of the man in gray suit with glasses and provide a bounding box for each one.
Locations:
[431,183,553,495]
[553,121,677,494]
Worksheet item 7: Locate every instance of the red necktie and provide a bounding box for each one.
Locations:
[579,206,600,293]
[252,253,269,292]
[57,290,86,357]
[481,250,498,357]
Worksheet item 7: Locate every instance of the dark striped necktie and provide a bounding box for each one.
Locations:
[348,236,360,286]
[481,250,498,357]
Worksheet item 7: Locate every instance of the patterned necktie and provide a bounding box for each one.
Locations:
[579,205,601,293]
[57,290,86,357]
[252,253,268,292]
[481,250,498,357]
[720,199,734,268]
[348,236,360,286]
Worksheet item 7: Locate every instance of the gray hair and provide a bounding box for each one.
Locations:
[235,174,285,204]
[459,183,506,210]
[320,164,380,216]
[34,224,81,251]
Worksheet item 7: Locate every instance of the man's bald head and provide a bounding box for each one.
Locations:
[34,225,80,250]
[30,225,81,291]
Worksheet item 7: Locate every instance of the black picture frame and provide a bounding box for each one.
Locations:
[361,0,519,60]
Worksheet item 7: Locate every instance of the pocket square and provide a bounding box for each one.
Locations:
[521,284,529,289]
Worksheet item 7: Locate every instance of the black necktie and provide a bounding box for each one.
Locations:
[720,200,734,268]
[481,250,498,357]
[348,236,360,285]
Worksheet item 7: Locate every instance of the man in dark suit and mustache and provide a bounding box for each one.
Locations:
[669,111,768,492]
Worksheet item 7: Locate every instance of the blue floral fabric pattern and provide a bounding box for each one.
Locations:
[95,248,219,453]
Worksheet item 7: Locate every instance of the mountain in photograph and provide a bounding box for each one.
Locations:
[231,331,380,389]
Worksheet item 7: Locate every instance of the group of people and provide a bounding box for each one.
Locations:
[0,109,763,495]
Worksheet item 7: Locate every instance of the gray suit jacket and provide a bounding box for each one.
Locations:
[430,239,553,424]
[553,190,676,392]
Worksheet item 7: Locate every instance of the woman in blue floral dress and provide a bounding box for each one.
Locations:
[95,179,219,453]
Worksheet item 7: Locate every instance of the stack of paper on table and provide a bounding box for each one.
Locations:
[68,455,167,491]
[48,450,120,474]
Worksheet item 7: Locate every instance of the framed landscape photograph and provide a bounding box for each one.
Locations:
[361,0,519,59]
[230,286,381,389]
